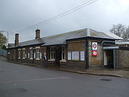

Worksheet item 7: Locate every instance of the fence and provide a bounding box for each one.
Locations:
[0,49,7,57]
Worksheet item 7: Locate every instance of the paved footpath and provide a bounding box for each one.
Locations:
[0,60,129,97]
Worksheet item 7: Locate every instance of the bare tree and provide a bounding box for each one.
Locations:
[0,32,7,48]
[124,26,129,40]
[110,24,126,38]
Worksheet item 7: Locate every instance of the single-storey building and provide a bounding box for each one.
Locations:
[7,28,122,69]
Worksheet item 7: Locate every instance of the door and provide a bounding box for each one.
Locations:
[55,46,62,67]
[104,50,114,68]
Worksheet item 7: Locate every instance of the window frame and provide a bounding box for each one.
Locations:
[49,47,55,61]
[30,47,33,60]
[18,49,21,59]
[22,48,26,59]
[35,47,41,60]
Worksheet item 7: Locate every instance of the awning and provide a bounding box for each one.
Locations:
[103,46,119,50]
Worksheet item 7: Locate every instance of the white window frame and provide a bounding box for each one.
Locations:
[30,47,33,60]
[28,52,30,58]
[35,48,41,60]
[60,47,66,62]
[22,48,26,59]
[49,47,55,60]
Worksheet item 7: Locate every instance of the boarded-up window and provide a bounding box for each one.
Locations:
[67,51,85,61]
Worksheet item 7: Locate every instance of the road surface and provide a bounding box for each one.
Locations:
[0,60,129,97]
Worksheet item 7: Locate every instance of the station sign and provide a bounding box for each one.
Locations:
[92,50,98,56]
[92,42,98,50]
[92,42,98,56]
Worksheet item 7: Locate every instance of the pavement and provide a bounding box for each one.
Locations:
[1,56,129,78]
[0,56,7,61]
[59,67,129,79]
[0,60,129,97]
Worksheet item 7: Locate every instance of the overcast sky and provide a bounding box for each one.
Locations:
[0,0,129,43]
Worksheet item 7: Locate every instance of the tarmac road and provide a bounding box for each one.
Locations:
[0,60,129,97]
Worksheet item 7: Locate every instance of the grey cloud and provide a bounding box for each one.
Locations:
[0,0,129,42]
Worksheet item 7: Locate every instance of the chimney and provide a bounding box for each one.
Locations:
[15,33,19,46]
[35,29,40,39]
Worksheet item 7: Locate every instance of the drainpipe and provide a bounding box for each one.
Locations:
[113,50,116,70]
[85,39,89,69]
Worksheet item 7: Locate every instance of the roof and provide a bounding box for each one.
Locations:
[42,29,122,46]
[8,28,122,48]
[8,43,15,48]
[8,39,44,48]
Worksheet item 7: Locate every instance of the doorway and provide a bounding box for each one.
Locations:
[104,50,114,68]
[55,46,62,67]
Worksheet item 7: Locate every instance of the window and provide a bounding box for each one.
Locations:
[8,51,10,55]
[50,47,55,60]
[28,52,30,58]
[35,48,41,60]
[30,48,33,59]
[18,49,21,59]
[67,51,85,61]
[62,47,65,60]
[22,48,26,59]
[43,52,47,60]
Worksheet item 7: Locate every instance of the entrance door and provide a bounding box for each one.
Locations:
[104,50,114,68]
[55,46,62,67]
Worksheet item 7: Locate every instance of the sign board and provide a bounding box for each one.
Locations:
[92,50,98,56]
[68,52,71,60]
[72,51,79,60]
[92,42,98,50]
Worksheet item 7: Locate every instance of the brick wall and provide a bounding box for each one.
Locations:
[66,39,86,69]
[118,50,129,68]
[89,40,103,68]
